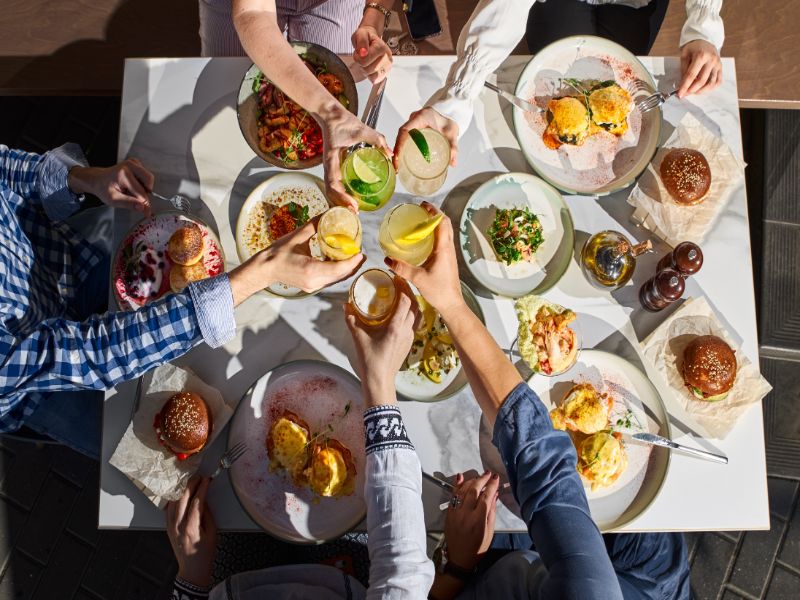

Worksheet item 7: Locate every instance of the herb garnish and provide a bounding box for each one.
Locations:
[487,207,544,265]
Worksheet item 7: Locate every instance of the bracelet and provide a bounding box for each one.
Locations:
[364,2,392,31]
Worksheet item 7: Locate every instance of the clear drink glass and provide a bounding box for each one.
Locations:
[318,207,362,261]
[341,146,396,211]
[379,203,436,266]
[398,128,450,196]
[349,269,398,326]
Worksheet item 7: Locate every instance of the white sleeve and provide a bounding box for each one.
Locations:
[681,0,724,50]
[427,0,537,137]
[363,405,434,600]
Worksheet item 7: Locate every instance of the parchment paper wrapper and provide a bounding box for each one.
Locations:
[641,297,772,439]
[627,113,746,246]
[109,364,233,508]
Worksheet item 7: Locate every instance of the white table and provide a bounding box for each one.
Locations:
[100,56,767,533]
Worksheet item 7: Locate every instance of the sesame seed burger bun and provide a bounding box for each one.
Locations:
[660,148,711,206]
[167,226,204,266]
[156,392,211,456]
[682,335,737,402]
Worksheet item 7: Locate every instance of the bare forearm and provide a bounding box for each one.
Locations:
[441,302,522,427]
[232,0,344,122]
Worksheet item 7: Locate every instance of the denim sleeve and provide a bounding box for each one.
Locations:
[492,383,623,599]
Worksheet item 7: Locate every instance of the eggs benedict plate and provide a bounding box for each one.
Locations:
[227,361,366,543]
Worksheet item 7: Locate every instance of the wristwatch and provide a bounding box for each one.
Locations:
[364,2,392,31]
[437,542,477,582]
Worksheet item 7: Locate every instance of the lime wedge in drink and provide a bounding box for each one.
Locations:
[398,213,443,246]
[352,150,383,184]
[324,234,359,255]
[409,129,431,163]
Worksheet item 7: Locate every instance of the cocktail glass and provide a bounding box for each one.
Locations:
[398,128,450,196]
[379,203,438,266]
[341,146,396,211]
[349,269,397,326]
[318,207,362,261]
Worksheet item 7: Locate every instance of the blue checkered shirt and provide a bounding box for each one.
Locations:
[0,145,236,431]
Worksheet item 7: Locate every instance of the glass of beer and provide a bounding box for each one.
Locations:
[349,269,397,326]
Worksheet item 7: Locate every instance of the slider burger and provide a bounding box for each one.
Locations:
[682,335,737,402]
[660,148,712,206]
[154,392,212,460]
[167,225,205,266]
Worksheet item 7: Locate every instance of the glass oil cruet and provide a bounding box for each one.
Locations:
[580,230,653,290]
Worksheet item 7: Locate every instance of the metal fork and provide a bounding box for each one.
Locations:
[210,442,248,479]
[152,191,192,213]
[636,89,678,114]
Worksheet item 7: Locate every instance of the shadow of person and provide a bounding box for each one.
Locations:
[0,0,200,93]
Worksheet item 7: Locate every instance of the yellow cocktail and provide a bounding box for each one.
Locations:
[379,203,442,266]
[398,128,450,196]
[318,207,362,261]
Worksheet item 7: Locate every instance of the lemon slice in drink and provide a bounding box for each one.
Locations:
[352,150,382,184]
[324,234,360,255]
[397,213,444,246]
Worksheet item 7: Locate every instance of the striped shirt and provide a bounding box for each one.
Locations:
[199,0,364,56]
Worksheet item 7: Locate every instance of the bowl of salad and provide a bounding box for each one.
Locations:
[237,41,359,170]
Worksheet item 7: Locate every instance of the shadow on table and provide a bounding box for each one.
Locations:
[123,58,245,242]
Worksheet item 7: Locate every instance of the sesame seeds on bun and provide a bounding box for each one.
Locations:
[682,335,737,401]
[156,392,211,457]
[660,148,712,206]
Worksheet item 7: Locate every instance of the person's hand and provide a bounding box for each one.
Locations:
[345,276,420,405]
[230,215,365,302]
[352,25,393,84]
[678,40,722,98]
[384,202,464,317]
[320,106,392,211]
[68,157,154,216]
[444,472,500,570]
[166,477,217,589]
[394,107,459,171]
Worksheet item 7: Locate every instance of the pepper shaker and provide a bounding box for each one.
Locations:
[639,268,686,312]
[657,242,704,278]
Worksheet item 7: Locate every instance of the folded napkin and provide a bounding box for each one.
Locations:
[627,113,745,246]
[640,297,771,439]
[109,363,233,508]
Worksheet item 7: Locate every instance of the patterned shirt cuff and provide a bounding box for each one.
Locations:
[363,405,414,454]
[37,142,87,221]
[187,273,236,349]
[173,576,210,599]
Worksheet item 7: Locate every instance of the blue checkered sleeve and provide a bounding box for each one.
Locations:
[0,143,86,220]
[0,274,236,399]
[0,145,43,208]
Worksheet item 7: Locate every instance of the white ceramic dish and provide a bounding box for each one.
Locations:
[234,172,330,298]
[512,35,662,196]
[227,360,366,543]
[396,282,484,402]
[527,349,670,531]
[112,211,225,311]
[459,172,574,298]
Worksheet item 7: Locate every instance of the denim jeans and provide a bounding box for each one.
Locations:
[22,253,110,460]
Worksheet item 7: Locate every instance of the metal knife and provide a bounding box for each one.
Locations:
[483,81,543,114]
[360,78,387,129]
[630,432,728,464]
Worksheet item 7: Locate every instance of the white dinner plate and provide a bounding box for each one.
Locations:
[512,35,662,196]
[459,172,574,298]
[234,172,330,298]
[227,360,366,543]
[112,211,225,311]
[527,349,671,531]
[396,282,484,402]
